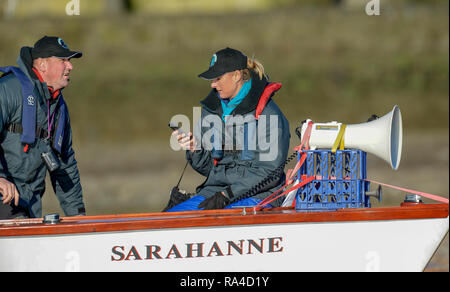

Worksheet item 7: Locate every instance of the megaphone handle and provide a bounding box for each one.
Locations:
[331,124,346,153]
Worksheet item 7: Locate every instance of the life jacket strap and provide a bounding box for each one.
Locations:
[5,123,50,140]
[0,66,36,145]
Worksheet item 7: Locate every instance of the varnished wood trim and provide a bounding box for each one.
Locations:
[0,204,448,237]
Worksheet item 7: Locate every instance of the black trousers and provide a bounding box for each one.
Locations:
[0,202,29,219]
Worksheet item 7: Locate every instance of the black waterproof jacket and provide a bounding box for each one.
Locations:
[187,72,290,206]
[0,47,84,217]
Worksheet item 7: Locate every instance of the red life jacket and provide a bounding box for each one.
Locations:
[255,82,282,120]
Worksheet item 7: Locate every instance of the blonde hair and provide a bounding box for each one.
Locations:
[242,56,266,81]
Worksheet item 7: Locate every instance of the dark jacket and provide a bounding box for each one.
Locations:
[0,47,84,217]
[187,72,290,207]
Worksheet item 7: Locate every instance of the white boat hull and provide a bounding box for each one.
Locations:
[1,215,447,272]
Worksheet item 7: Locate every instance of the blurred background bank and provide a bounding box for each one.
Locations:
[0,0,448,271]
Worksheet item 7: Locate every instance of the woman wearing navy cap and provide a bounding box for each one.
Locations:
[165,47,290,211]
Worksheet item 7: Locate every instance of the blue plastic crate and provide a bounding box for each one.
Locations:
[295,149,371,210]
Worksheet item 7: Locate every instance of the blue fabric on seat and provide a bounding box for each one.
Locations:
[224,197,270,209]
[165,195,205,212]
[165,195,271,212]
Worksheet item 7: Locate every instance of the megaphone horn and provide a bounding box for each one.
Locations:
[301,105,403,170]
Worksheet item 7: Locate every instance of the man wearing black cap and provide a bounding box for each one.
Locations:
[0,36,85,219]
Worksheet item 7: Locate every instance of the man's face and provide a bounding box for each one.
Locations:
[41,57,73,90]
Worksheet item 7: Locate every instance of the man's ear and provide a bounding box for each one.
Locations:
[33,58,47,73]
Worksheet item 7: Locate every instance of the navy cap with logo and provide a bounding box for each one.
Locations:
[31,36,82,60]
[198,47,247,80]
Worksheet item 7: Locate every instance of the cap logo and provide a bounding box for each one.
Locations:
[58,38,68,49]
[209,54,217,67]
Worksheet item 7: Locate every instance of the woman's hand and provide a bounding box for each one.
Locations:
[172,130,197,152]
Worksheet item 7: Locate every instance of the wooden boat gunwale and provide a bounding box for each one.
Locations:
[0,203,448,237]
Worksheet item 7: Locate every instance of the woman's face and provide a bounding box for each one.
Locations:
[211,71,243,100]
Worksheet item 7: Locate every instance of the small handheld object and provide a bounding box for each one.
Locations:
[168,122,185,135]
[41,149,60,172]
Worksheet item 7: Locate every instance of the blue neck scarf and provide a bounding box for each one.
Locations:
[220,79,252,121]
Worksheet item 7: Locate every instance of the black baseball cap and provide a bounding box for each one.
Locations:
[198,47,247,80]
[31,36,82,60]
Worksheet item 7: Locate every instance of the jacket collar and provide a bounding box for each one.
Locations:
[200,71,268,116]
[17,47,37,81]
[17,46,56,101]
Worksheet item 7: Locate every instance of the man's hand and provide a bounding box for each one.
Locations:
[0,178,20,206]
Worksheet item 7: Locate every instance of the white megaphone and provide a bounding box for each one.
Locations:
[301,105,403,170]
